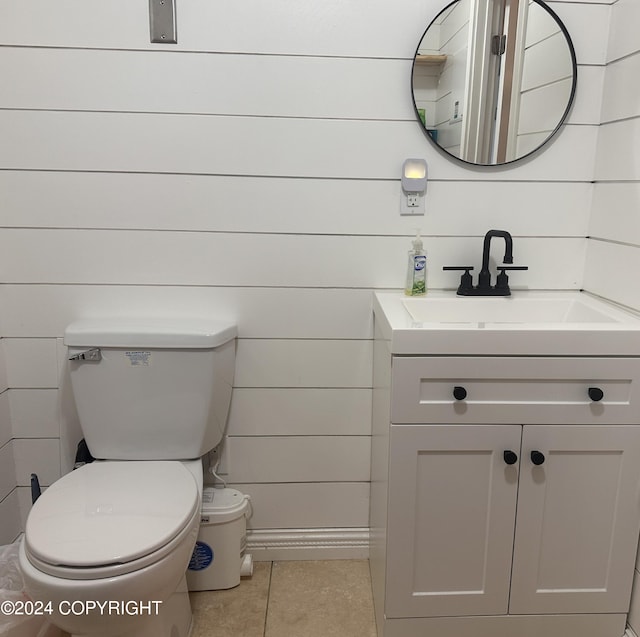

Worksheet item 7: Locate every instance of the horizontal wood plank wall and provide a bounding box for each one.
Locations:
[585,0,640,631]
[585,0,640,312]
[0,0,609,549]
[0,340,21,544]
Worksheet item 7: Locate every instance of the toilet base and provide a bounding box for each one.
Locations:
[70,576,192,637]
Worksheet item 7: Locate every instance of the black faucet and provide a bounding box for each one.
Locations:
[478,230,513,290]
[443,229,528,296]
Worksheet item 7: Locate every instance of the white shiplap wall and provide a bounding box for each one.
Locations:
[585,0,640,310]
[517,1,575,158]
[0,338,20,544]
[0,0,610,552]
[584,0,640,629]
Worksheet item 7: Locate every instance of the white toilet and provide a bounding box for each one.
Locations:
[18,318,237,637]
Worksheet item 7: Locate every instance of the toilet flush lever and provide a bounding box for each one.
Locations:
[69,348,102,362]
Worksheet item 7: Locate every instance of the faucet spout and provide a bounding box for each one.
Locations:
[478,230,513,289]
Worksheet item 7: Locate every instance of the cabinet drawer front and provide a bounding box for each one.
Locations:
[391,357,640,424]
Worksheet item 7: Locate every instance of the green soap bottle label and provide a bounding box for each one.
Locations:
[406,255,427,296]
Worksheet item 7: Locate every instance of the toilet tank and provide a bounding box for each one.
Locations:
[64,319,237,460]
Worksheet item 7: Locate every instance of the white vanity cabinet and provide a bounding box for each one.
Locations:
[370,349,640,637]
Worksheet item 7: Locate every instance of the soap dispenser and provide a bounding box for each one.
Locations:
[405,230,427,296]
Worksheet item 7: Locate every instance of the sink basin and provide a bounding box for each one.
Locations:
[374,291,640,355]
[402,296,621,324]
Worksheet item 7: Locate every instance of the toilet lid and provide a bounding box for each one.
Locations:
[25,461,199,568]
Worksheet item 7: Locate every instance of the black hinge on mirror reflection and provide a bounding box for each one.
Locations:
[149,0,177,44]
[491,34,506,55]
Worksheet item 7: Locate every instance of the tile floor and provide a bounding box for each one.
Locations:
[190,559,378,637]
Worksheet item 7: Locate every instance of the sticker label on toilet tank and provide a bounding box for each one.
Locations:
[125,351,151,367]
[188,541,214,571]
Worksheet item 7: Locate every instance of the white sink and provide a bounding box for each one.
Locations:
[374,291,640,355]
[402,296,621,325]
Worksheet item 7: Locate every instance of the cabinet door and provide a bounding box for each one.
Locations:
[385,425,521,618]
[509,425,640,615]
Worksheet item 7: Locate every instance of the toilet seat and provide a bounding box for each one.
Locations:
[24,461,199,580]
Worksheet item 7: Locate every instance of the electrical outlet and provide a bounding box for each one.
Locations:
[449,95,463,124]
[400,193,425,215]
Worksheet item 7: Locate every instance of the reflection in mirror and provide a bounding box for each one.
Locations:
[412,0,576,166]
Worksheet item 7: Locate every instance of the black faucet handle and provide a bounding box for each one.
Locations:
[443,266,474,295]
[496,265,528,292]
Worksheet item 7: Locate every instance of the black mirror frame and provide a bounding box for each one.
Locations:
[411,0,578,167]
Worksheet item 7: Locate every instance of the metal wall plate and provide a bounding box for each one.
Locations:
[149,0,177,44]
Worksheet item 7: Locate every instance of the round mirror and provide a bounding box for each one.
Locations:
[412,0,577,166]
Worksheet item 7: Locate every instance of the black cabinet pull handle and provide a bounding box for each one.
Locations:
[503,450,518,465]
[453,386,467,401]
[588,387,604,402]
[530,450,545,466]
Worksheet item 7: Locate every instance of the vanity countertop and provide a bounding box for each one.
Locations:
[374,290,640,356]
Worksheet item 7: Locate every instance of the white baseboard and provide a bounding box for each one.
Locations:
[246,527,369,561]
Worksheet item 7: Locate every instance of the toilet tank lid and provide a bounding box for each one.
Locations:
[64,318,237,348]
